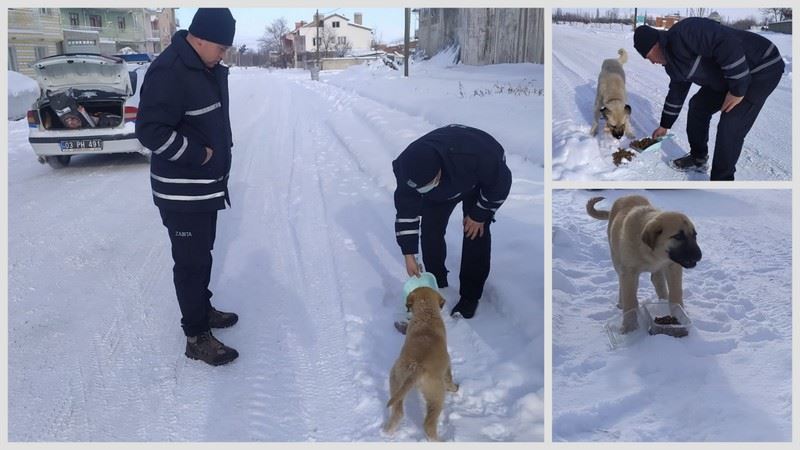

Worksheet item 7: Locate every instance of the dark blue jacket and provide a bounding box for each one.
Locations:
[658,17,784,129]
[392,125,512,255]
[136,30,233,212]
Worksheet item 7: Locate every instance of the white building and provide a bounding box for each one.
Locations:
[296,12,373,54]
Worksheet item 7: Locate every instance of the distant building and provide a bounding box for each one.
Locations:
[143,8,177,54]
[655,15,682,29]
[295,12,373,55]
[416,8,544,65]
[8,8,63,76]
[60,8,148,54]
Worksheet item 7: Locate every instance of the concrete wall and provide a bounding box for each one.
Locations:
[768,21,792,34]
[417,8,544,65]
[320,56,379,70]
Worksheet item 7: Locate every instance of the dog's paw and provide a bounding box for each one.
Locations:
[620,313,639,334]
[590,124,598,136]
[393,321,408,335]
[447,382,459,392]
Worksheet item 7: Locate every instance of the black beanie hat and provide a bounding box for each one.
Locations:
[634,25,660,58]
[189,8,236,46]
[401,143,442,188]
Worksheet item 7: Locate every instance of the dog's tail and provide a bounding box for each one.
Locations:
[386,366,422,408]
[618,48,628,65]
[586,197,610,220]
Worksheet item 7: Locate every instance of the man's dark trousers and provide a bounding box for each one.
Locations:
[159,209,217,336]
[686,68,783,180]
[420,189,491,303]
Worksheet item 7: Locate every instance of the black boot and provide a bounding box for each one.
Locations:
[450,298,479,319]
[185,331,239,366]
[208,306,238,329]
[670,154,708,172]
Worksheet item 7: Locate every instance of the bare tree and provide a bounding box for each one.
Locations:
[686,8,708,18]
[759,8,789,22]
[334,36,352,57]
[258,17,289,54]
[318,26,337,56]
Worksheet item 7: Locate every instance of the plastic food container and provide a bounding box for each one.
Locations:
[630,133,674,153]
[640,301,691,337]
[402,272,440,298]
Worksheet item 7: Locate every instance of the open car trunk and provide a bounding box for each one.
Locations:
[32,54,131,130]
[36,92,125,130]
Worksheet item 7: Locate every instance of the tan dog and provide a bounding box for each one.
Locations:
[384,286,458,441]
[587,196,702,333]
[590,48,635,139]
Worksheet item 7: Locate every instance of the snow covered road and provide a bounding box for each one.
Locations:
[8,62,544,441]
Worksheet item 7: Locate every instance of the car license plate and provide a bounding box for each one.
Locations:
[60,139,103,152]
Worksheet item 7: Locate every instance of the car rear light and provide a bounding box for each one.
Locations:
[124,106,138,122]
[27,110,40,128]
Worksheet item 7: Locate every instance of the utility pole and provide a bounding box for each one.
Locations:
[316,9,320,67]
[633,8,638,30]
[403,8,410,77]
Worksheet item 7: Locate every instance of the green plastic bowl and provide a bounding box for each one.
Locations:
[402,272,439,299]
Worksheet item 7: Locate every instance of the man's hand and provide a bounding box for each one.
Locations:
[404,254,421,277]
[722,92,744,113]
[652,127,669,139]
[463,216,485,240]
[202,147,213,165]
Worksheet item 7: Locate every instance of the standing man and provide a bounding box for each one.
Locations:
[136,9,239,366]
[393,125,512,319]
[633,18,784,180]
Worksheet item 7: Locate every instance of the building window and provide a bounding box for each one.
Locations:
[9,47,18,72]
[118,16,126,30]
[312,37,318,46]
[332,21,340,28]
[39,8,51,15]
[69,13,80,26]
[337,36,347,44]
[89,15,102,28]
[151,19,159,31]
[35,46,48,61]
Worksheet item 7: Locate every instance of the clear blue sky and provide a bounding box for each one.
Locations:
[175,8,408,50]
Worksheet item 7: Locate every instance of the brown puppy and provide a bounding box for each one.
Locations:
[587,195,702,333]
[590,48,635,139]
[384,286,458,441]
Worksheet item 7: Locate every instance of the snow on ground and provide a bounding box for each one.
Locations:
[7,59,544,441]
[552,189,791,441]
[552,23,792,181]
[8,71,39,120]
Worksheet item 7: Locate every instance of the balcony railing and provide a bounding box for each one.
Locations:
[61,21,146,42]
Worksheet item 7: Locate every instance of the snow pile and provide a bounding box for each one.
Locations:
[552,23,792,180]
[552,189,791,441]
[423,45,461,67]
[8,71,39,121]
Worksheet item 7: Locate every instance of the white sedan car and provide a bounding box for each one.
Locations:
[27,54,149,168]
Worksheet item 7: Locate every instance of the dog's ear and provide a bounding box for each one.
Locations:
[641,219,662,250]
[625,104,632,115]
[406,291,417,312]
[438,293,446,309]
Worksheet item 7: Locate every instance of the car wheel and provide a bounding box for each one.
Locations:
[45,155,71,168]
